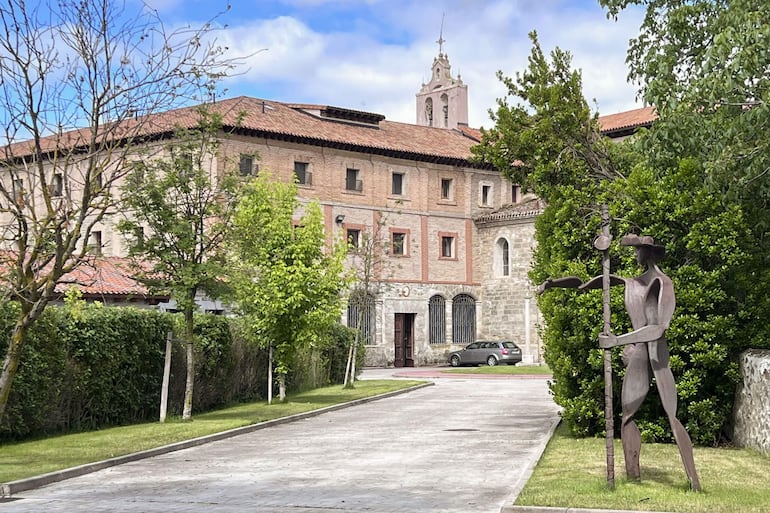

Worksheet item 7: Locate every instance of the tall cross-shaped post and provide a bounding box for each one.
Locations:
[594,204,615,489]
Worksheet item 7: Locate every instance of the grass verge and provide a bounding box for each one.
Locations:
[516,422,770,513]
[0,379,423,483]
[442,364,552,375]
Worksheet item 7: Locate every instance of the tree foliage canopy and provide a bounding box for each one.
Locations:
[0,0,233,423]
[601,0,770,200]
[117,109,238,419]
[230,173,348,396]
[476,29,767,445]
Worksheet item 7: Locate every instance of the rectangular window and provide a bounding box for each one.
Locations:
[90,231,102,256]
[481,184,492,206]
[13,178,24,200]
[441,236,455,258]
[346,228,361,251]
[440,178,453,200]
[346,168,362,192]
[391,172,404,195]
[50,173,63,196]
[391,230,407,256]
[511,184,521,204]
[294,161,311,185]
[239,155,257,176]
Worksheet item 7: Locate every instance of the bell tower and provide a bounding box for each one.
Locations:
[416,29,469,129]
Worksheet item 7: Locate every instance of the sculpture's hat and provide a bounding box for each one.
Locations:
[620,234,665,258]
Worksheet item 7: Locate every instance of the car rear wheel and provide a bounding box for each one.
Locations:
[450,355,461,367]
[486,355,497,366]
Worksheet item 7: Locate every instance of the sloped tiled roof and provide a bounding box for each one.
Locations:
[54,257,168,300]
[6,96,492,168]
[474,195,546,226]
[598,106,657,136]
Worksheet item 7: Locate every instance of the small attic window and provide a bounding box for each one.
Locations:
[318,106,385,126]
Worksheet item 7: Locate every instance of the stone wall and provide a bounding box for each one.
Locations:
[731,349,770,455]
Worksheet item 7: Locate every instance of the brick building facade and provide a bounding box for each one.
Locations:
[4,46,653,367]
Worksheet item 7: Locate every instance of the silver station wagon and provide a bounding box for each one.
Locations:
[447,340,523,367]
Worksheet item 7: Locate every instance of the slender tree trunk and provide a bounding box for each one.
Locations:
[349,341,358,386]
[182,305,195,421]
[0,302,39,423]
[344,306,365,388]
[278,372,286,402]
[267,345,273,405]
[0,327,25,422]
[343,337,354,387]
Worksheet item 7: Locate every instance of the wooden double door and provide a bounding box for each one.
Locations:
[394,313,415,367]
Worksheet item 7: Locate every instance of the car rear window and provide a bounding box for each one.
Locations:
[501,342,517,348]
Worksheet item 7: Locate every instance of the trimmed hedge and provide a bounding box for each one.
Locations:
[0,302,173,440]
[0,301,360,442]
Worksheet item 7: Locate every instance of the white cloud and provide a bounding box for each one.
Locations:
[215,0,645,127]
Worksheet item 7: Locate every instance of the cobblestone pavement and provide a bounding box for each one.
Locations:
[2,369,560,513]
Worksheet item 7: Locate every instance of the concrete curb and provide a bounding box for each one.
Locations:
[497,419,678,513]
[501,415,562,510]
[502,508,679,513]
[0,381,434,498]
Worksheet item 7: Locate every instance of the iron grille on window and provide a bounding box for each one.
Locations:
[452,294,476,344]
[348,291,375,345]
[429,295,446,344]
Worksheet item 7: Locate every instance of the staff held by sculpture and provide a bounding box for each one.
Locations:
[538,229,701,491]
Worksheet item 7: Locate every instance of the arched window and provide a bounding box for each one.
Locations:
[496,238,510,277]
[452,294,476,344]
[348,290,376,345]
[425,98,434,126]
[441,93,449,127]
[428,295,446,344]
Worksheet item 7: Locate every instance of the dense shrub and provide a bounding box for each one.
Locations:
[531,159,767,446]
[0,302,172,440]
[325,323,366,384]
[166,313,269,414]
[284,323,365,392]
[0,303,354,441]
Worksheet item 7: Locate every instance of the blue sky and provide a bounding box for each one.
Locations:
[139,0,645,128]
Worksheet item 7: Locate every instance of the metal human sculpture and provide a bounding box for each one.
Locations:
[538,234,701,491]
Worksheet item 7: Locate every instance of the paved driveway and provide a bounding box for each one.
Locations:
[3,369,560,513]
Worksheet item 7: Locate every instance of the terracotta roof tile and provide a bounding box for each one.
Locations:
[598,106,657,134]
[5,96,489,167]
[55,257,167,299]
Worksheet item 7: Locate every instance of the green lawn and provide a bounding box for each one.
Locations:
[516,423,770,513]
[441,364,552,375]
[0,379,424,483]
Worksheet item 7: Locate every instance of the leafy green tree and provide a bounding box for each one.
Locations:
[474,32,620,437]
[473,31,624,202]
[607,159,755,445]
[117,109,238,420]
[475,31,757,445]
[230,173,348,402]
[342,210,393,388]
[0,0,231,423]
[601,0,770,197]
[598,0,770,441]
